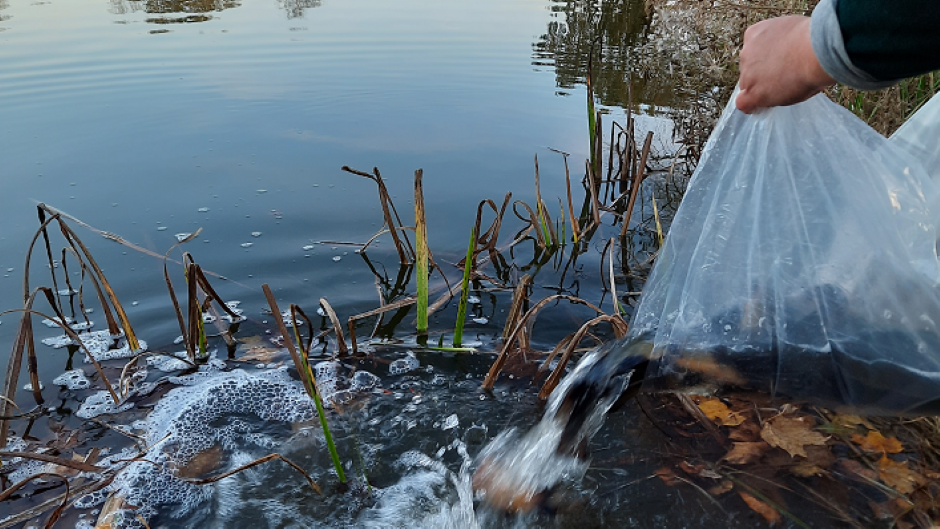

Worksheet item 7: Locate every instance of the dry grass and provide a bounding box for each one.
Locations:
[639,0,938,145]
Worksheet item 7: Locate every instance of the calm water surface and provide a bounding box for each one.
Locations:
[0,0,664,343]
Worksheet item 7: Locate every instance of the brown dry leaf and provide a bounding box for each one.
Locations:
[708,480,734,496]
[723,441,769,465]
[878,456,925,495]
[853,431,903,455]
[692,396,746,427]
[174,445,224,479]
[739,491,782,524]
[235,346,283,363]
[760,415,828,458]
[656,467,679,486]
[673,356,746,385]
[833,413,874,429]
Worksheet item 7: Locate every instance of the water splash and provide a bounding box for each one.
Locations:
[472,346,634,511]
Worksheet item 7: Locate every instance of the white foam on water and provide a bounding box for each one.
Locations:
[146,351,191,372]
[91,368,318,527]
[389,352,419,375]
[77,390,133,419]
[40,329,147,363]
[53,369,91,390]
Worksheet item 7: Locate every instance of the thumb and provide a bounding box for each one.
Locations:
[735,88,757,114]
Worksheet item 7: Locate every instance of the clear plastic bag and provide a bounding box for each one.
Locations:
[631,92,940,414]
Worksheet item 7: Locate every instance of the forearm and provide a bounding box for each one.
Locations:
[812,0,940,88]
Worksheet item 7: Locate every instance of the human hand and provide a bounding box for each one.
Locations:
[736,16,835,114]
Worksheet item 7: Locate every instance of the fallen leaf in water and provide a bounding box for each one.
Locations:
[853,431,903,455]
[878,456,925,494]
[833,413,873,429]
[760,416,828,458]
[234,346,284,363]
[739,491,781,524]
[673,356,746,385]
[174,445,224,479]
[692,396,746,426]
[708,480,734,496]
[723,441,768,465]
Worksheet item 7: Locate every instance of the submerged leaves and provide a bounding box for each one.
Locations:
[759,416,828,459]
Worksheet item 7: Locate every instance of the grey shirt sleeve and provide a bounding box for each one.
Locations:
[810,0,897,90]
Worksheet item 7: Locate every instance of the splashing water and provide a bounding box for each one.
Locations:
[472,339,648,512]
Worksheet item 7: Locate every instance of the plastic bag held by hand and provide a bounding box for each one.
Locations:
[626,91,940,414]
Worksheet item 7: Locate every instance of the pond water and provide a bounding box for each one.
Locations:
[0,0,716,527]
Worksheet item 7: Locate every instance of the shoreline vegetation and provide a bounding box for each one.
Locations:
[1,0,939,527]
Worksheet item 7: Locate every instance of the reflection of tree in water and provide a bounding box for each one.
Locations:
[534,0,674,108]
[0,0,9,24]
[277,0,321,19]
[109,0,239,19]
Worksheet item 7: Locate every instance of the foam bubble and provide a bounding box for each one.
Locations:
[389,352,419,376]
[40,329,147,363]
[53,369,92,390]
[147,352,191,372]
[101,368,318,525]
[77,391,133,418]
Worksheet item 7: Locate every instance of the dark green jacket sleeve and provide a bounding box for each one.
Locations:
[838,0,940,81]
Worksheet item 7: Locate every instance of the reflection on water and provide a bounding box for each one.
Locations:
[109,0,240,16]
[533,0,675,109]
[0,0,8,29]
[277,0,321,19]
[109,0,320,22]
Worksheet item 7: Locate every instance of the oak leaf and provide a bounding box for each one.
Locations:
[692,396,746,426]
[723,441,768,465]
[738,491,781,524]
[853,431,903,455]
[760,416,828,458]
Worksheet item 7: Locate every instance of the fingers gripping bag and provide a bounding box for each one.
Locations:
[622,91,940,414]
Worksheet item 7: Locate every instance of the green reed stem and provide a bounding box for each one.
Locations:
[292,321,346,483]
[414,170,428,336]
[453,226,476,347]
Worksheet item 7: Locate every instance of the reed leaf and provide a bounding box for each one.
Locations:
[414,169,428,336]
[619,131,654,239]
[318,298,348,356]
[452,227,476,347]
[539,314,628,400]
[184,452,321,494]
[262,285,346,484]
[534,155,553,248]
[651,189,665,247]
[483,294,604,391]
[51,218,140,351]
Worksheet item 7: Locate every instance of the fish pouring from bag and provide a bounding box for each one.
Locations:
[471,337,652,513]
